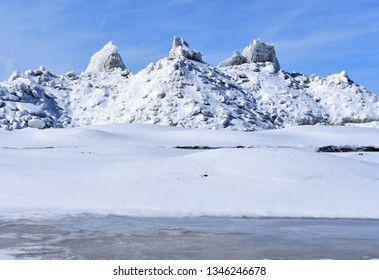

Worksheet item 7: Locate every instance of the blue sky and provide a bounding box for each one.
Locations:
[1,0,378,93]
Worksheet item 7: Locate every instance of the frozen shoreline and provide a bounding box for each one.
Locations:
[1,215,379,260]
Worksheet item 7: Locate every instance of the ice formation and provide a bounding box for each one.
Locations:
[218,40,280,71]
[169,36,203,62]
[242,40,280,70]
[85,41,129,73]
[217,51,247,68]
[0,37,378,131]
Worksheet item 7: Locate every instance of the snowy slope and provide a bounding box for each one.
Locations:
[219,63,330,127]
[104,40,273,130]
[70,37,273,130]
[218,40,379,127]
[0,37,378,131]
[305,71,379,124]
[69,69,130,126]
[1,124,379,219]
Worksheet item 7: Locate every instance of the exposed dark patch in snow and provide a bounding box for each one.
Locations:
[317,145,379,153]
[174,145,223,150]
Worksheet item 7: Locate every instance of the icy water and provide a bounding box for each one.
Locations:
[0,216,379,260]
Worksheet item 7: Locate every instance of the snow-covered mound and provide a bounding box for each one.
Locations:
[0,66,71,130]
[69,68,130,126]
[71,37,273,130]
[305,71,379,124]
[0,36,378,131]
[218,41,379,127]
[220,64,329,127]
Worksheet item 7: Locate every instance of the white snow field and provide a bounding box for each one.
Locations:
[1,124,378,219]
[0,36,378,221]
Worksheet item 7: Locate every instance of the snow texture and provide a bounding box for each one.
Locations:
[85,41,129,73]
[0,37,378,131]
[169,36,203,62]
[1,124,379,219]
[242,40,280,71]
[78,55,272,131]
[218,51,247,67]
[218,39,280,71]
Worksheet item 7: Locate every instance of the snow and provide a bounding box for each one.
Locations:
[79,55,272,130]
[242,39,280,71]
[219,64,379,127]
[0,37,378,132]
[218,51,247,68]
[305,71,379,124]
[1,124,379,219]
[219,64,330,127]
[0,37,379,220]
[346,121,379,129]
[27,119,45,129]
[85,41,129,73]
[169,36,203,62]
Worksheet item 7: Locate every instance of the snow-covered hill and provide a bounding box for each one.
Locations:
[0,67,71,130]
[218,40,379,127]
[0,37,378,131]
[72,37,273,130]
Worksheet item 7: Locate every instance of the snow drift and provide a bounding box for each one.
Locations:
[1,124,379,219]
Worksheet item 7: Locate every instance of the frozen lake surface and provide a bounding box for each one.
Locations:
[1,215,379,260]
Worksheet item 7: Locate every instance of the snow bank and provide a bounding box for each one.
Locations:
[0,37,378,132]
[346,121,379,129]
[0,67,70,130]
[89,54,273,131]
[169,36,203,62]
[219,64,379,127]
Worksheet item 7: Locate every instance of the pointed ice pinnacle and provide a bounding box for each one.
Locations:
[218,39,280,71]
[85,41,128,73]
[242,40,280,70]
[169,36,203,62]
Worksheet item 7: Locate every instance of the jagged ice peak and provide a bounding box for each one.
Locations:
[218,39,280,71]
[85,41,128,73]
[169,36,203,62]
